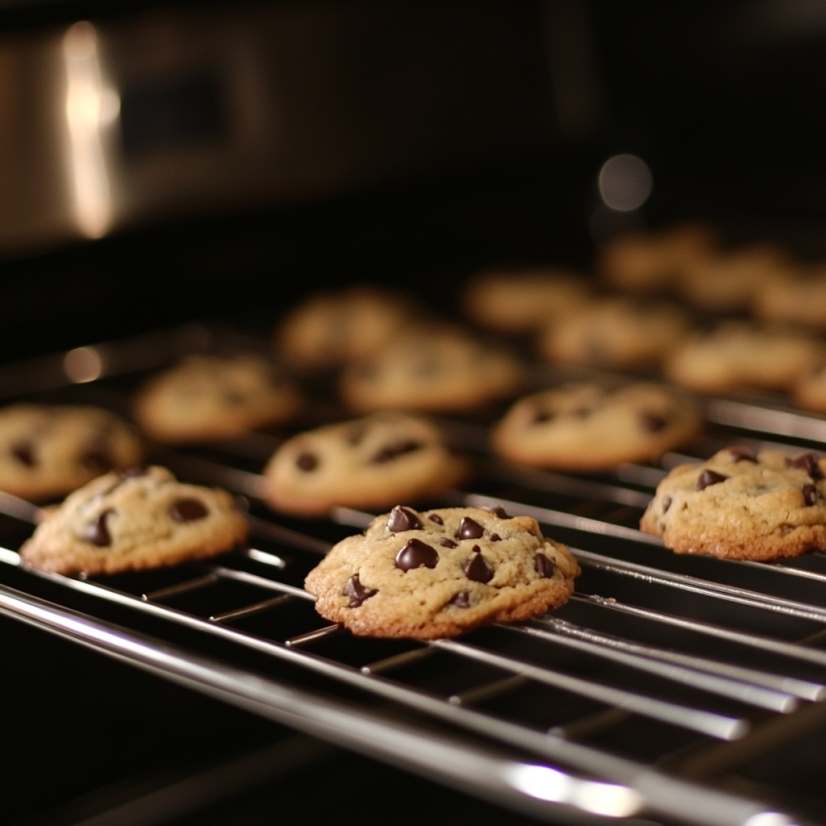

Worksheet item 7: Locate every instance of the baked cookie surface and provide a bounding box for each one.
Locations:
[463,268,591,333]
[641,447,826,560]
[665,323,821,394]
[305,505,579,638]
[263,414,467,516]
[754,271,826,330]
[135,354,299,443]
[341,327,522,413]
[493,382,701,471]
[539,298,689,370]
[794,363,826,413]
[0,405,142,501]
[20,466,248,575]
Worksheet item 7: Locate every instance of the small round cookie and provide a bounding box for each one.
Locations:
[276,287,411,370]
[794,363,826,413]
[20,466,248,575]
[640,447,826,560]
[263,414,467,516]
[305,505,580,638]
[493,382,701,471]
[679,244,792,313]
[341,327,522,413]
[754,269,826,330]
[135,354,300,444]
[538,298,690,371]
[599,224,715,292]
[0,405,142,501]
[665,323,821,394]
[463,268,591,333]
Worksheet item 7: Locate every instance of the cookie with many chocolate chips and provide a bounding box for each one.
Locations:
[640,447,826,560]
[263,413,467,516]
[134,354,300,444]
[341,326,522,413]
[20,466,248,575]
[493,382,701,471]
[305,505,579,638]
[0,405,143,501]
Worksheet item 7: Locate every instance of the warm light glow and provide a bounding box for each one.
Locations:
[598,153,653,212]
[64,346,103,383]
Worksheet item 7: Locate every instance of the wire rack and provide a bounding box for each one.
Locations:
[2,327,826,826]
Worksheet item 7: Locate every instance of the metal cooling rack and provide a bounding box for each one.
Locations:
[2,327,826,825]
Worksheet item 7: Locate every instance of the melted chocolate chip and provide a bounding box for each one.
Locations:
[79,508,114,547]
[395,538,439,571]
[11,441,35,467]
[456,517,484,540]
[534,553,555,578]
[169,498,209,522]
[803,483,819,506]
[532,409,554,425]
[428,513,444,525]
[662,495,672,513]
[344,573,377,607]
[787,453,824,481]
[371,440,423,464]
[387,505,422,533]
[449,591,470,608]
[486,506,511,519]
[441,539,458,548]
[462,552,493,583]
[728,446,758,463]
[490,533,501,542]
[640,412,668,432]
[295,451,319,472]
[697,469,728,490]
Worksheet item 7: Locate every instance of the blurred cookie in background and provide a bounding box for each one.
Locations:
[794,362,826,413]
[754,266,826,330]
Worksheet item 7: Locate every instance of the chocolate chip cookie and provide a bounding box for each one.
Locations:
[794,362,826,413]
[263,413,467,516]
[135,354,300,444]
[754,269,826,330]
[493,382,701,471]
[0,405,143,501]
[20,466,248,575]
[463,268,591,333]
[305,505,579,638]
[665,323,821,394]
[341,327,522,413]
[641,447,826,560]
[538,298,690,371]
[276,287,412,370]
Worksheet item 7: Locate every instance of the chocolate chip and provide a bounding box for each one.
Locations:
[296,451,319,472]
[11,441,35,467]
[387,505,422,533]
[169,498,209,522]
[532,409,554,425]
[787,453,824,481]
[490,533,501,542]
[728,446,758,463]
[697,469,728,490]
[462,552,493,583]
[395,538,439,571]
[803,483,819,506]
[640,412,668,432]
[371,440,423,464]
[80,446,112,472]
[486,506,511,519]
[344,573,377,607]
[456,517,484,540]
[79,508,114,547]
[662,495,672,513]
[534,553,555,578]
[428,513,444,525]
[449,591,470,608]
[441,539,458,548]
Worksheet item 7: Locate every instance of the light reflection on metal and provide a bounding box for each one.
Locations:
[597,153,653,212]
[63,21,119,239]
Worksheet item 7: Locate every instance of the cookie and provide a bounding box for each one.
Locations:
[793,362,826,413]
[135,354,300,444]
[463,268,591,333]
[276,287,412,370]
[640,447,826,560]
[665,322,821,394]
[754,270,826,330]
[599,224,715,292]
[538,298,690,371]
[20,466,248,575]
[340,327,522,413]
[263,413,467,516]
[679,244,792,313]
[0,405,143,501]
[493,382,701,471]
[305,505,579,638]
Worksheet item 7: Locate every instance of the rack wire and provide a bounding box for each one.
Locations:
[1,327,826,825]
